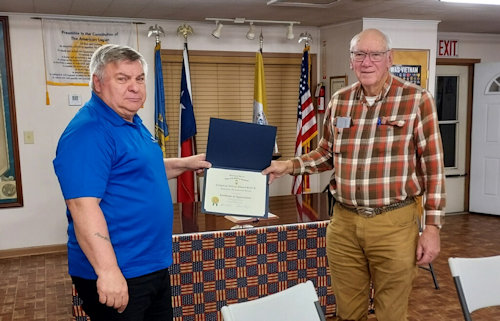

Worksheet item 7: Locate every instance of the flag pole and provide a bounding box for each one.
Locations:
[256,31,279,157]
[148,24,169,158]
[177,24,199,202]
[293,32,317,194]
[259,30,263,54]
[177,24,193,157]
[177,23,193,156]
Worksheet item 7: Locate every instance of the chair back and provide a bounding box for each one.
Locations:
[220,280,326,321]
[448,255,500,319]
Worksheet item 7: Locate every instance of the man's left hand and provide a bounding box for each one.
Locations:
[416,225,440,265]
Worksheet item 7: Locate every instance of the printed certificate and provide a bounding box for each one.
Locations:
[202,167,268,217]
[202,118,276,218]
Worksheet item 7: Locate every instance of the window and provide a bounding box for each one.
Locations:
[161,50,315,160]
[435,75,458,168]
[487,75,500,93]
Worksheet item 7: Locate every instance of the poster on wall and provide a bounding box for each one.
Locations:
[390,64,422,86]
[42,19,137,87]
[0,16,23,208]
[391,49,429,89]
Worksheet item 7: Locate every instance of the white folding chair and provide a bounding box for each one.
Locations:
[220,280,326,321]
[448,255,500,321]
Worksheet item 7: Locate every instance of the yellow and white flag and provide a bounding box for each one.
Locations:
[253,51,268,125]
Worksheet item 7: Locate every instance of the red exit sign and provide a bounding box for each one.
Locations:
[438,39,458,57]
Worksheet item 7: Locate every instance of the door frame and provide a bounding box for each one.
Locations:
[436,58,480,212]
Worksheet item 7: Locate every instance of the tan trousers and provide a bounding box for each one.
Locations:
[326,202,419,321]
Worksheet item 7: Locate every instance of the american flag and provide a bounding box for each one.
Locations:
[292,46,318,194]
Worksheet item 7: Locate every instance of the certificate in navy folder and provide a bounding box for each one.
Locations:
[202,118,277,218]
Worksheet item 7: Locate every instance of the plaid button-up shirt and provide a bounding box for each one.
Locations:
[291,75,446,227]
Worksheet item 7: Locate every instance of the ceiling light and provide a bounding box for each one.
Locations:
[286,23,294,40]
[212,21,223,39]
[246,22,255,40]
[206,18,300,41]
[267,0,340,8]
[439,0,500,4]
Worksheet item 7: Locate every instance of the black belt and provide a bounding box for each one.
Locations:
[338,197,416,218]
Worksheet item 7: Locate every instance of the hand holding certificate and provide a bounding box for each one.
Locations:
[202,118,277,218]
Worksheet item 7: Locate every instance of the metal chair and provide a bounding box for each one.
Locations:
[220,280,326,321]
[417,220,440,290]
[416,196,440,290]
[322,184,335,217]
[418,260,440,289]
[448,255,500,321]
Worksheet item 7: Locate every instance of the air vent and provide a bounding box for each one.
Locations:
[267,0,340,8]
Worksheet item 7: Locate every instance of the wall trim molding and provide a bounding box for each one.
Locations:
[0,244,66,259]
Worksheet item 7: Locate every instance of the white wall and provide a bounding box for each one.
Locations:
[0,13,320,251]
[438,32,500,62]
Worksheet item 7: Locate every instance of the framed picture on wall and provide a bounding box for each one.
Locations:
[0,16,23,208]
[390,48,429,89]
[330,75,348,96]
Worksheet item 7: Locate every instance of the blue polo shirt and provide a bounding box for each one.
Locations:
[53,93,173,279]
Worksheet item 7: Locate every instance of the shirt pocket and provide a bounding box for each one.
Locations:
[333,126,356,155]
[373,116,408,156]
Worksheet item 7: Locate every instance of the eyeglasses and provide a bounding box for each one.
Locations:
[350,50,389,62]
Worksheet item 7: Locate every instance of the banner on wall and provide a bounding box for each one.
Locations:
[390,64,422,86]
[42,19,136,87]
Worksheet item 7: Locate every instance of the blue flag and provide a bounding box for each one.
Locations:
[154,42,169,157]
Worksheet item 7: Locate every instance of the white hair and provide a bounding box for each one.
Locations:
[89,44,148,90]
[349,29,392,52]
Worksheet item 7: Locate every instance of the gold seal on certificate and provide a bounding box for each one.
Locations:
[202,118,277,218]
[203,168,268,217]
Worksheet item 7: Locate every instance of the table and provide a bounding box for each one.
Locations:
[72,193,339,320]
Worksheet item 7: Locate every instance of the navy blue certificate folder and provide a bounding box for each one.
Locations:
[202,118,277,218]
[205,118,277,170]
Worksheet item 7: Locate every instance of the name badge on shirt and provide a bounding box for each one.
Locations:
[336,116,351,128]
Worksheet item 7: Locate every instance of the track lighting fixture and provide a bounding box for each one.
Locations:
[206,18,299,40]
[211,21,223,39]
[246,22,256,40]
[286,23,294,40]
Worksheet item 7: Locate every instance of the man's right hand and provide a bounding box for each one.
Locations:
[261,160,294,184]
[67,197,129,313]
[96,267,129,313]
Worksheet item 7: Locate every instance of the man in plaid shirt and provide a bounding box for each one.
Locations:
[263,28,446,321]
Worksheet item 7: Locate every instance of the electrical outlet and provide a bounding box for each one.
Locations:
[24,131,34,144]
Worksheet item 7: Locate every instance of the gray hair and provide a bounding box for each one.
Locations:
[349,28,392,52]
[89,44,148,90]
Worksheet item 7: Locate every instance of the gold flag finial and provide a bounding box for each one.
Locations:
[177,24,194,42]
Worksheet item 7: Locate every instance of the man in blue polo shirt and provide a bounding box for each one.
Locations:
[53,44,210,321]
